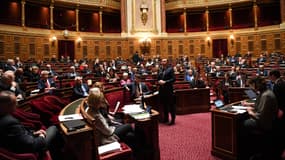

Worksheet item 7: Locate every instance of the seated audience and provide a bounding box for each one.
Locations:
[215,66,224,77]
[73,76,89,99]
[0,70,25,100]
[256,65,268,77]
[27,66,41,82]
[0,91,62,160]
[189,73,206,88]
[37,70,57,93]
[46,64,57,77]
[66,66,80,79]
[219,72,233,104]
[120,72,132,91]
[184,68,195,82]
[4,59,17,72]
[131,74,151,99]
[105,68,119,83]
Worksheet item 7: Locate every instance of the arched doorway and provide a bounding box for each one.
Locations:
[58,40,75,60]
[212,39,228,58]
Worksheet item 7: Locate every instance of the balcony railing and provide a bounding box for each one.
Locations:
[166,0,251,10]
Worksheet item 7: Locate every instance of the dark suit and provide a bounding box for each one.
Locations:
[0,114,47,153]
[131,82,151,99]
[37,78,57,93]
[73,83,89,99]
[157,66,176,123]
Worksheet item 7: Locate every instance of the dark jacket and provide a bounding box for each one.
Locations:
[37,78,57,93]
[157,66,176,95]
[73,83,89,99]
[0,114,47,153]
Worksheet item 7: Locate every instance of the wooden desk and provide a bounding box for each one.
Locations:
[59,98,160,160]
[127,109,160,160]
[211,105,248,160]
[175,88,210,114]
[59,98,93,160]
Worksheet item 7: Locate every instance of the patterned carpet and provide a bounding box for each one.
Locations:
[159,112,221,160]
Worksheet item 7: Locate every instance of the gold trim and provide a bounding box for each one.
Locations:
[131,0,158,34]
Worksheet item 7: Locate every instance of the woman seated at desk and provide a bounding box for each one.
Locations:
[86,88,136,150]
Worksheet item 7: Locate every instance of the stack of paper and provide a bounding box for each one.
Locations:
[58,114,83,122]
[98,142,121,155]
[129,112,150,120]
[122,104,144,114]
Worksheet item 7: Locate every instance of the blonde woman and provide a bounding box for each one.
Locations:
[87,90,136,148]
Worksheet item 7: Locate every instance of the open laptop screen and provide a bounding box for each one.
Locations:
[214,100,224,108]
[244,89,257,100]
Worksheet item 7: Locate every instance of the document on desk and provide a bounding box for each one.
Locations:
[58,114,83,122]
[129,112,150,120]
[122,104,145,114]
[98,142,121,155]
[232,105,247,110]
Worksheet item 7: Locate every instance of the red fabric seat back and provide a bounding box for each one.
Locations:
[0,147,38,160]
[100,142,133,160]
[104,89,125,112]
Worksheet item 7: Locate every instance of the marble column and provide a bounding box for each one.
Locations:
[120,0,127,33]
[184,8,187,33]
[206,8,209,32]
[99,8,103,33]
[161,0,166,33]
[76,8,79,32]
[50,4,54,30]
[229,5,232,28]
[253,2,258,29]
[281,0,285,23]
[21,0,25,27]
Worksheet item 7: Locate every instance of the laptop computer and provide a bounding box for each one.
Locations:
[244,89,257,101]
[63,119,86,132]
[214,99,233,111]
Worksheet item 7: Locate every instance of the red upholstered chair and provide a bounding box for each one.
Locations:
[104,87,125,112]
[29,100,60,126]
[43,95,69,109]
[0,148,52,160]
[0,148,37,160]
[11,109,46,130]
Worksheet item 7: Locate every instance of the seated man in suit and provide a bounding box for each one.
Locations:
[0,70,25,100]
[131,74,151,100]
[190,73,206,89]
[0,91,62,159]
[73,76,89,99]
[37,70,57,93]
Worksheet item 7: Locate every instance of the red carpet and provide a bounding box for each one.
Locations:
[159,112,221,160]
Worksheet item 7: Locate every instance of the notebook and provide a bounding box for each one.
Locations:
[62,119,86,132]
[244,89,257,100]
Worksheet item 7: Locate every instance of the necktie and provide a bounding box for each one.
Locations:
[46,80,50,88]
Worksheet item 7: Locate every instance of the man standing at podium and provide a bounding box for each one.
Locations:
[158,58,176,125]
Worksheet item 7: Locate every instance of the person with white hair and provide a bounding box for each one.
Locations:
[120,72,132,90]
[4,59,17,71]
[72,76,89,99]
[66,66,79,79]
[0,70,25,100]
[37,70,57,93]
